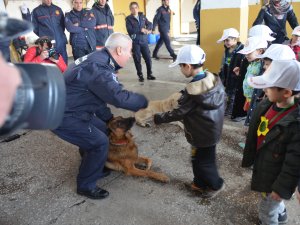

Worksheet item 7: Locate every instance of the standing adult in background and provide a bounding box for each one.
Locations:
[152,0,177,61]
[32,0,68,64]
[126,2,155,82]
[92,0,114,49]
[193,0,201,45]
[253,0,298,44]
[65,0,96,60]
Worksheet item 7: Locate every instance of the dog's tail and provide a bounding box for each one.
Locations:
[146,170,170,183]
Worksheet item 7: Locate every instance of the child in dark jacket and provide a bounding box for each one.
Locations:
[242,60,300,225]
[154,45,225,199]
[217,28,244,116]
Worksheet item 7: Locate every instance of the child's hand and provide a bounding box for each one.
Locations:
[296,189,300,204]
[270,191,282,201]
[233,67,240,76]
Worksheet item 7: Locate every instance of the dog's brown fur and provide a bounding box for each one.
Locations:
[105,117,169,183]
[135,92,182,127]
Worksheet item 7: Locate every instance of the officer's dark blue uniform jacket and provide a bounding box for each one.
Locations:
[152,5,171,33]
[63,48,148,121]
[65,9,96,51]
[92,3,114,47]
[32,4,67,51]
[126,13,152,45]
[193,0,201,29]
[253,5,298,44]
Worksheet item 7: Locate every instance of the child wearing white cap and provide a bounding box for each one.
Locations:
[245,44,296,126]
[238,36,268,125]
[154,45,225,199]
[242,60,300,225]
[284,25,300,61]
[217,28,244,116]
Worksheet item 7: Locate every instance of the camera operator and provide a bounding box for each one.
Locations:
[23,36,67,73]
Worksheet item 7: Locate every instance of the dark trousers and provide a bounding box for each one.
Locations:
[53,115,109,190]
[153,31,175,57]
[192,145,223,190]
[72,45,94,61]
[132,43,152,77]
[196,28,200,45]
[56,45,68,65]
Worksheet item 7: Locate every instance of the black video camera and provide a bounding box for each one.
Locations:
[0,13,66,136]
[35,36,59,60]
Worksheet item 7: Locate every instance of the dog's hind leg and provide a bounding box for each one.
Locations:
[105,161,124,172]
[135,156,152,170]
[122,160,169,183]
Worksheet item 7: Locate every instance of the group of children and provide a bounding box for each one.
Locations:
[153,25,300,225]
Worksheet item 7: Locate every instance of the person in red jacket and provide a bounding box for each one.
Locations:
[285,25,300,61]
[24,36,67,73]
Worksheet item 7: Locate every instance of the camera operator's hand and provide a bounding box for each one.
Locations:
[40,50,49,60]
[49,57,59,64]
[0,54,21,127]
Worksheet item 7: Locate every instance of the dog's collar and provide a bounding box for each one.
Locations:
[110,140,128,146]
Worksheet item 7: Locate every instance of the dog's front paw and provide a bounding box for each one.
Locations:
[159,174,170,183]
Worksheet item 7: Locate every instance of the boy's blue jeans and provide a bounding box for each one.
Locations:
[258,193,285,225]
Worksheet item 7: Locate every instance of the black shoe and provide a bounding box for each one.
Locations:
[77,187,109,199]
[147,75,156,80]
[102,166,111,178]
[138,76,144,82]
[172,54,177,62]
[278,208,288,224]
[152,55,160,60]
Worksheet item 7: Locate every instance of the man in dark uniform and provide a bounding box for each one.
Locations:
[92,0,114,49]
[65,0,96,60]
[253,0,298,44]
[152,0,177,61]
[52,33,148,199]
[126,2,155,82]
[32,0,68,64]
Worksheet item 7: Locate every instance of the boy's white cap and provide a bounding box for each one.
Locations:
[247,60,300,91]
[292,26,300,36]
[169,45,206,68]
[256,44,296,60]
[248,25,275,42]
[238,36,268,55]
[216,28,239,43]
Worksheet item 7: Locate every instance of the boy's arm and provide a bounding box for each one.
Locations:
[272,129,300,200]
[154,92,196,124]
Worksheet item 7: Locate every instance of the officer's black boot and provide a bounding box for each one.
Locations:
[152,54,160,60]
[138,75,144,82]
[147,74,156,80]
[171,54,177,62]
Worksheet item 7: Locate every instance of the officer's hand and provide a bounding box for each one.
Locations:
[233,67,240,76]
[40,50,49,60]
[141,28,147,34]
[20,3,28,14]
[73,23,79,26]
[153,114,164,125]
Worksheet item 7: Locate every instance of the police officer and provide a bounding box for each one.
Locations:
[193,0,201,45]
[32,0,68,64]
[92,0,114,49]
[126,2,155,82]
[52,33,148,199]
[65,0,96,60]
[152,0,177,61]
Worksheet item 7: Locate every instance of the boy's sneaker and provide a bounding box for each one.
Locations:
[278,208,288,224]
[257,209,288,225]
[200,183,225,199]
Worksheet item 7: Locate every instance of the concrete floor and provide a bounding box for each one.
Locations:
[0,40,299,225]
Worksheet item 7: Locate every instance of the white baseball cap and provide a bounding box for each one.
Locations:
[247,60,300,91]
[169,45,206,68]
[256,44,296,60]
[238,36,268,55]
[248,25,275,42]
[292,26,300,36]
[217,28,239,43]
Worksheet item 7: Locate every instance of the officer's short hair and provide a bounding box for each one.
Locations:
[129,2,139,8]
[105,33,132,50]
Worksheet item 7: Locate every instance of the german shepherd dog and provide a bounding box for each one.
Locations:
[106,117,169,183]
